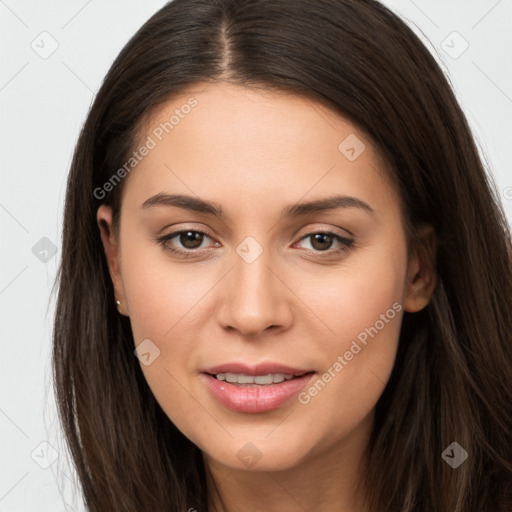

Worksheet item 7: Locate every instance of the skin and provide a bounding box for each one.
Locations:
[97,82,436,512]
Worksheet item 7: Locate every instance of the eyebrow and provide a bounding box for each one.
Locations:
[140,193,375,218]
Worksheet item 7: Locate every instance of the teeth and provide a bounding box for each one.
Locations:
[215,373,301,384]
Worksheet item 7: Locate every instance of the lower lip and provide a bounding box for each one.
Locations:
[202,373,315,413]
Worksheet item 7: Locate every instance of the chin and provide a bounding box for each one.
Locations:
[203,435,311,472]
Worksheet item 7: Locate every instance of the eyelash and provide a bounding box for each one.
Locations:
[155,229,355,258]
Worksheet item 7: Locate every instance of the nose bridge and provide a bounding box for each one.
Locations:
[234,248,273,303]
[219,238,291,335]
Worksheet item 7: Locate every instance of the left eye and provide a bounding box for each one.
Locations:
[296,232,354,253]
[156,230,354,256]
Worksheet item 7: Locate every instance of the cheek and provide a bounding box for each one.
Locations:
[297,233,408,346]
[293,237,407,423]
[119,234,214,343]
[118,246,212,435]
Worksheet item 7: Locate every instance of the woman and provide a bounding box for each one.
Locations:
[52,0,512,510]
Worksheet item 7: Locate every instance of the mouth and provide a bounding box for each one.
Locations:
[207,371,311,386]
[200,365,315,413]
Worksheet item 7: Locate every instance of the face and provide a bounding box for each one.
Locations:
[98,82,434,474]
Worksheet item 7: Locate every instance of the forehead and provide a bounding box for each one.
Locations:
[141,82,371,154]
[121,82,399,217]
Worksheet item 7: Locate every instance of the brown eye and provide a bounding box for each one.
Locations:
[156,229,215,256]
[310,233,334,251]
[296,231,354,255]
[178,231,205,249]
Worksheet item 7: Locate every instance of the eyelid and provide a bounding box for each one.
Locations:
[295,222,355,239]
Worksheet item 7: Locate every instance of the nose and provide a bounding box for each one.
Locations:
[216,249,293,337]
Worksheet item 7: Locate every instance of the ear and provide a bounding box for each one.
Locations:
[97,205,129,316]
[403,224,437,313]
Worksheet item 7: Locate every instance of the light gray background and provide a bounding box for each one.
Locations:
[1,1,511,510]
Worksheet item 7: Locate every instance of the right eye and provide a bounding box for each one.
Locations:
[156,229,219,257]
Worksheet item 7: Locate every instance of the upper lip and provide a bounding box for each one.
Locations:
[202,362,313,376]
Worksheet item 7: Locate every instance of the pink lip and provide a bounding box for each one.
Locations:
[200,362,315,413]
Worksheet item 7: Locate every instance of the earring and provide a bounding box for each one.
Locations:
[115,298,126,316]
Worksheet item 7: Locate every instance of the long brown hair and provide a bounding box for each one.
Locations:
[52,0,512,510]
